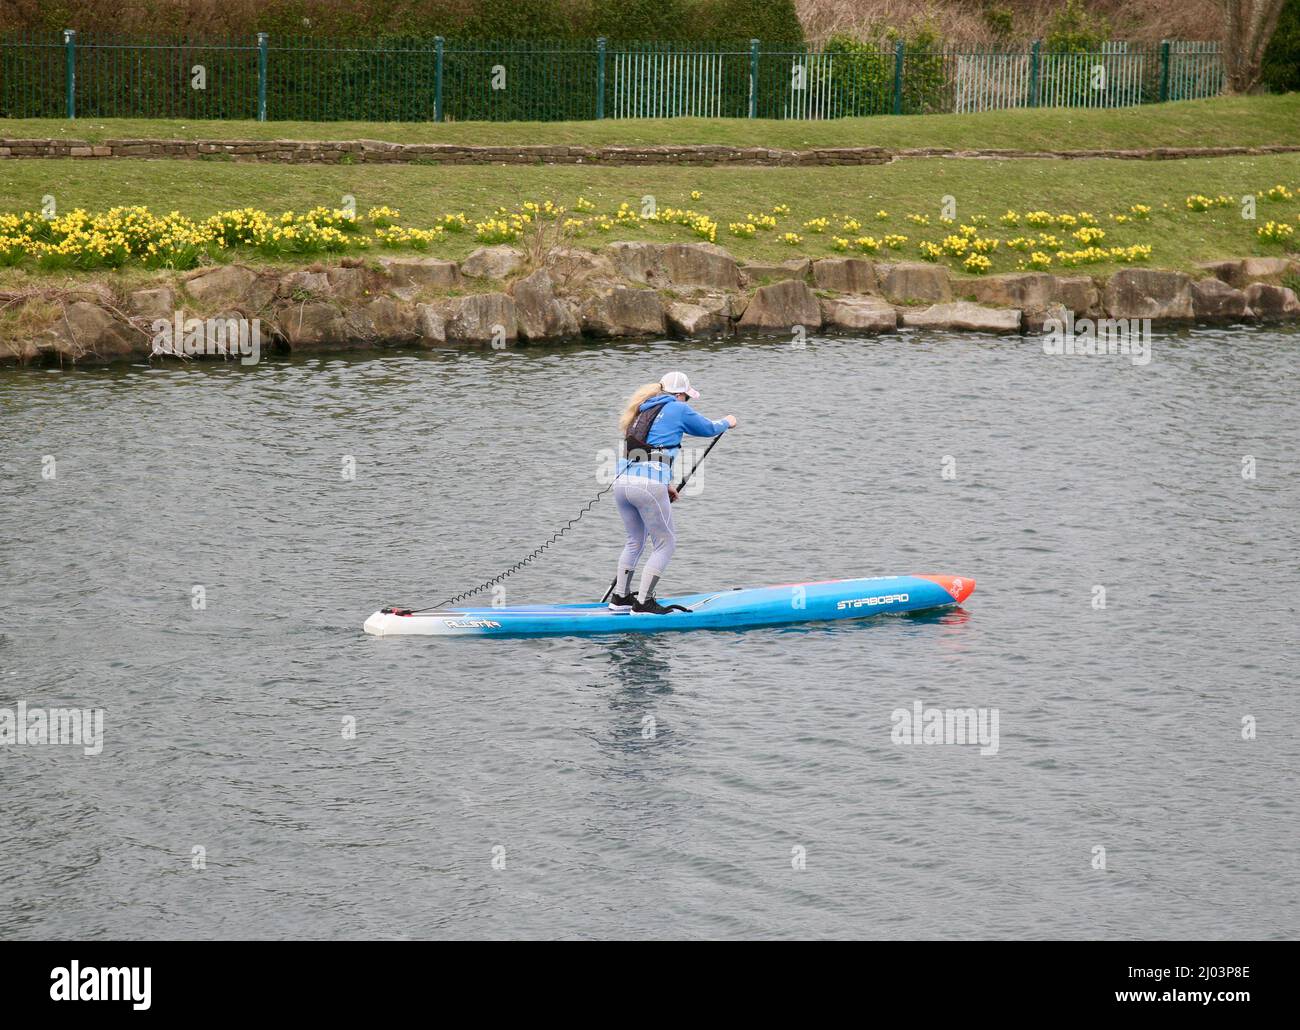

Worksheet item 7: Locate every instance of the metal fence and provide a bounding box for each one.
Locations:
[0,32,1224,122]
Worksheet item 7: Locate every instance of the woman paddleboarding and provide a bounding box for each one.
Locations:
[610,371,737,614]
[366,370,974,637]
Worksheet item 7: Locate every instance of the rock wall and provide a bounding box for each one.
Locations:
[2,138,1299,167]
[2,244,1297,366]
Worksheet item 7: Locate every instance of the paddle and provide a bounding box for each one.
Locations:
[676,434,721,494]
[601,435,723,603]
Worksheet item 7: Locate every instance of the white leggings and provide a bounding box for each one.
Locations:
[613,475,676,599]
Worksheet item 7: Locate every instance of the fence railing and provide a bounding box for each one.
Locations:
[0,32,1224,123]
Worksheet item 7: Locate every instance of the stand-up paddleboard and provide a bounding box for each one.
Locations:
[363,574,974,638]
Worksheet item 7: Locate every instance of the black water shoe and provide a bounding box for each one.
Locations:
[632,596,690,615]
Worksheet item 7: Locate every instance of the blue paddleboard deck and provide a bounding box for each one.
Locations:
[363,574,974,638]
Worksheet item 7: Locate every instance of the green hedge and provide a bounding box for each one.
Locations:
[1262,0,1300,93]
[2,0,804,45]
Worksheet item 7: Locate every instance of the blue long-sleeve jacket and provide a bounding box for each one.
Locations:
[618,394,729,484]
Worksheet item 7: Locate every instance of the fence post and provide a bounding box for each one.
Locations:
[63,29,76,119]
[748,39,759,118]
[435,36,444,122]
[892,41,904,115]
[257,33,268,122]
[596,37,606,120]
[1158,39,1171,102]
[1029,38,1040,107]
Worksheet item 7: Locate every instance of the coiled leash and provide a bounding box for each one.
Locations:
[382,483,616,616]
[382,436,722,617]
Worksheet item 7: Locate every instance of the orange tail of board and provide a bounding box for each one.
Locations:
[915,574,976,604]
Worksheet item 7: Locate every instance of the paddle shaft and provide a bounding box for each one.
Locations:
[600,435,723,603]
[677,434,721,492]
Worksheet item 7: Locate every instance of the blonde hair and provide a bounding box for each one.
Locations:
[619,381,665,434]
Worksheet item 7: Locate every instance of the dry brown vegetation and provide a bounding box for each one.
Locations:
[794,0,1226,44]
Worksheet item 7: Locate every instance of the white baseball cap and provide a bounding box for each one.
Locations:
[660,371,699,399]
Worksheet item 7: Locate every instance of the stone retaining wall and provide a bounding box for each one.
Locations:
[2,244,1296,367]
[3,138,1298,167]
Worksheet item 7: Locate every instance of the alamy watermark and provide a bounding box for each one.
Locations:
[891,701,1000,756]
[0,701,104,756]
[595,445,708,496]
[50,961,150,1010]
[1042,312,1152,366]
[150,311,261,365]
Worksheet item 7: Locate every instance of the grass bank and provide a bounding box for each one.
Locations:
[3,95,1298,151]
[1,152,1298,282]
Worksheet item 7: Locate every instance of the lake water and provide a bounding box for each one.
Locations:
[2,326,1297,940]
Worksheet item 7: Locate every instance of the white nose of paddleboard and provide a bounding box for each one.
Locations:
[363,611,390,636]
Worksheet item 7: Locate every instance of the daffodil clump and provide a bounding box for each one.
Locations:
[367,206,401,228]
[0,204,380,270]
[202,207,276,248]
[1055,244,1152,267]
[1257,220,1295,244]
[643,206,716,241]
[1118,244,1154,261]
[263,221,355,257]
[1185,193,1233,212]
[688,214,718,242]
[474,216,523,243]
[215,207,360,256]
[941,234,969,256]
[522,200,564,219]
[374,225,445,250]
